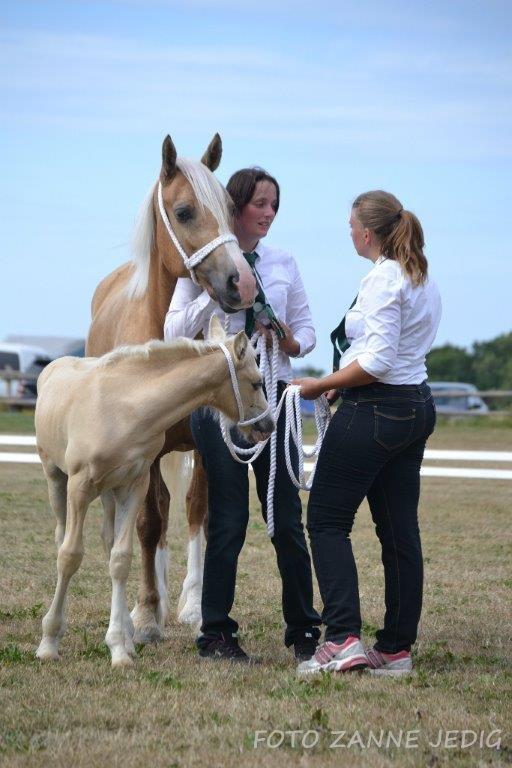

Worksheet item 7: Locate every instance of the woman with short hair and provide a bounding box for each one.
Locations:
[164,167,321,664]
[294,190,441,677]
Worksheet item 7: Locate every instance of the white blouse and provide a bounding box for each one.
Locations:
[164,241,316,383]
[340,256,442,385]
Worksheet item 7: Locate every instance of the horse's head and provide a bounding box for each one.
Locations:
[208,316,274,443]
[157,134,256,313]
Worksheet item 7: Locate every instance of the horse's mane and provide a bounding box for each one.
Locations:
[97,337,219,368]
[126,158,232,299]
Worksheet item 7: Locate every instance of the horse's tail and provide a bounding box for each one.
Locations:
[160,450,194,519]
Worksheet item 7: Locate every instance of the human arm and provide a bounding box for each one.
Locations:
[163,277,218,341]
[293,361,376,399]
[279,256,315,358]
[293,263,403,398]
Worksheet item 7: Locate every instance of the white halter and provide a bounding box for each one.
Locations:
[217,342,272,427]
[157,182,238,284]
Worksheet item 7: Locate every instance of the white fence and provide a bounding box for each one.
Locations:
[2,435,511,480]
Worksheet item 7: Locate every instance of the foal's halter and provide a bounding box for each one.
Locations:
[157,182,238,284]
[217,342,272,427]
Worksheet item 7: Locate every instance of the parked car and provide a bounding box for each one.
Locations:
[428,381,489,414]
[1,336,86,404]
[0,343,52,400]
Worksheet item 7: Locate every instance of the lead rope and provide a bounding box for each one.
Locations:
[219,331,331,538]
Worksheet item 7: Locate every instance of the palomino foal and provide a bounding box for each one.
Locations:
[36,316,273,667]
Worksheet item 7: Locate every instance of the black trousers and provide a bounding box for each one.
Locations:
[190,382,321,648]
[307,381,436,653]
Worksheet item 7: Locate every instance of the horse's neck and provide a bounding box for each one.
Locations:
[125,348,228,436]
[146,240,178,332]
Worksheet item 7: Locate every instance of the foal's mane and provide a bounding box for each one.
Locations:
[98,337,220,368]
[126,158,232,299]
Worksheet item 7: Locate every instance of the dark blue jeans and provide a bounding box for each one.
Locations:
[307,381,436,653]
[191,382,321,648]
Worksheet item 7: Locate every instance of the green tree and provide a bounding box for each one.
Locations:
[471,332,512,390]
[426,344,474,382]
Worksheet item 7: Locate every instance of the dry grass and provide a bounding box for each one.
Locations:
[0,417,511,767]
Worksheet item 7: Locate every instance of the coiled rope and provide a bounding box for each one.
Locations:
[219,331,331,538]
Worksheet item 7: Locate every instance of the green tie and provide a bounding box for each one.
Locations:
[330,295,358,371]
[243,251,264,337]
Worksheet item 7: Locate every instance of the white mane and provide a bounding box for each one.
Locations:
[98,337,218,367]
[126,158,232,300]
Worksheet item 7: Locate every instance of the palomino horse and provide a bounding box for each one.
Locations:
[86,134,256,643]
[36,316,274,667]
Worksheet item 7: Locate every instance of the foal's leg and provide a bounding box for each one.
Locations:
[131,461,167,644]
[106,473,150,667]
[37,472,92,661]
[100,491,115,557]
[178,451,207,625]
[41,457,68,548]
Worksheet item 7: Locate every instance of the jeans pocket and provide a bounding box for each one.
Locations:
[373,405,416,450]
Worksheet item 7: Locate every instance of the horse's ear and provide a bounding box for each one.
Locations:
[208,314,226,341]
[233,330,248,361]
[161,135,177,182]
[201,133,222,171]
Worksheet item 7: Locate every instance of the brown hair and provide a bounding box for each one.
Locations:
[352,190,428,286]
[226,167,280,216]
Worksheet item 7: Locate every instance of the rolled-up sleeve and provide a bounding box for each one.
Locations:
[357,269,402,378]
[164,277,217,341]
[286,257,316,357]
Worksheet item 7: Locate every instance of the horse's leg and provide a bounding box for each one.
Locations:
[100,490,115,557]
[37,472,91,661]
[40,456,68,548]
[178,451,207,625]
[131,461,166,643]
[155,464,171,629]
[106,473,150,667]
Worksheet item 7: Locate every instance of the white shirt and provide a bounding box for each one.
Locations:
[340,256,442,384]
[164,241,316,382]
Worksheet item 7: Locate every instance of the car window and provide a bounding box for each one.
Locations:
[0,352,20,370]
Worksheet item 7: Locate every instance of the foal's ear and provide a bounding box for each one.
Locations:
[201,133,222,172]
[161,135,177,182]
[233,330,248,361]
[208,314,226,341]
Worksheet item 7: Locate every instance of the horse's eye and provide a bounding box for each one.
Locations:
[252,382,263,391]
[174,206,194,223]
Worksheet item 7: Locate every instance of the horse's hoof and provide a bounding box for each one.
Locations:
[177,601,202,625]
[36,639,60,662]
[111,652,135,668]
[132,625,163,645]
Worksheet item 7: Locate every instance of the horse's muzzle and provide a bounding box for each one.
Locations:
[247,414,275,443]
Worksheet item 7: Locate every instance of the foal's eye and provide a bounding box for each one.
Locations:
[174,206,194,223]
[252,382,263,391]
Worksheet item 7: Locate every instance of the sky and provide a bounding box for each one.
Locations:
[1,0,511,371]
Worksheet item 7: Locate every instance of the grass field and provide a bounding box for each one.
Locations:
[0,411,511,767]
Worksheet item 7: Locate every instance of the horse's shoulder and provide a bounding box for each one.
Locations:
[91,262,133,314]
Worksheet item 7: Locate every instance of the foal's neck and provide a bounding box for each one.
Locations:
[137,347,229,437]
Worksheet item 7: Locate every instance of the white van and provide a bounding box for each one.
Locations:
[0,343,52,399]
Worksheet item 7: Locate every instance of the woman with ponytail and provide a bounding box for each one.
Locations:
[293,191,441,677]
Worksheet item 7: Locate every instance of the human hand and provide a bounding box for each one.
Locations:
[291,377,324,400]
[277,321,300,357]
[255,321,273,346]
[325,388,341,405]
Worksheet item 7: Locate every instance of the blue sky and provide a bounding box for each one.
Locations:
[1,0,511,370]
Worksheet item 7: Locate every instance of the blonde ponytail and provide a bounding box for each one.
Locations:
[352,191,428,286]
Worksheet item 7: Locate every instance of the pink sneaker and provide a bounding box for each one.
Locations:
[365,647,413,677]
[297,636,368,676]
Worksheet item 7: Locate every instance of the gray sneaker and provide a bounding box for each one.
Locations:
[365,647,413,677]
[297,636,368,676]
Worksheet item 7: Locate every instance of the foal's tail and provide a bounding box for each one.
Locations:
[160,451,194,519]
